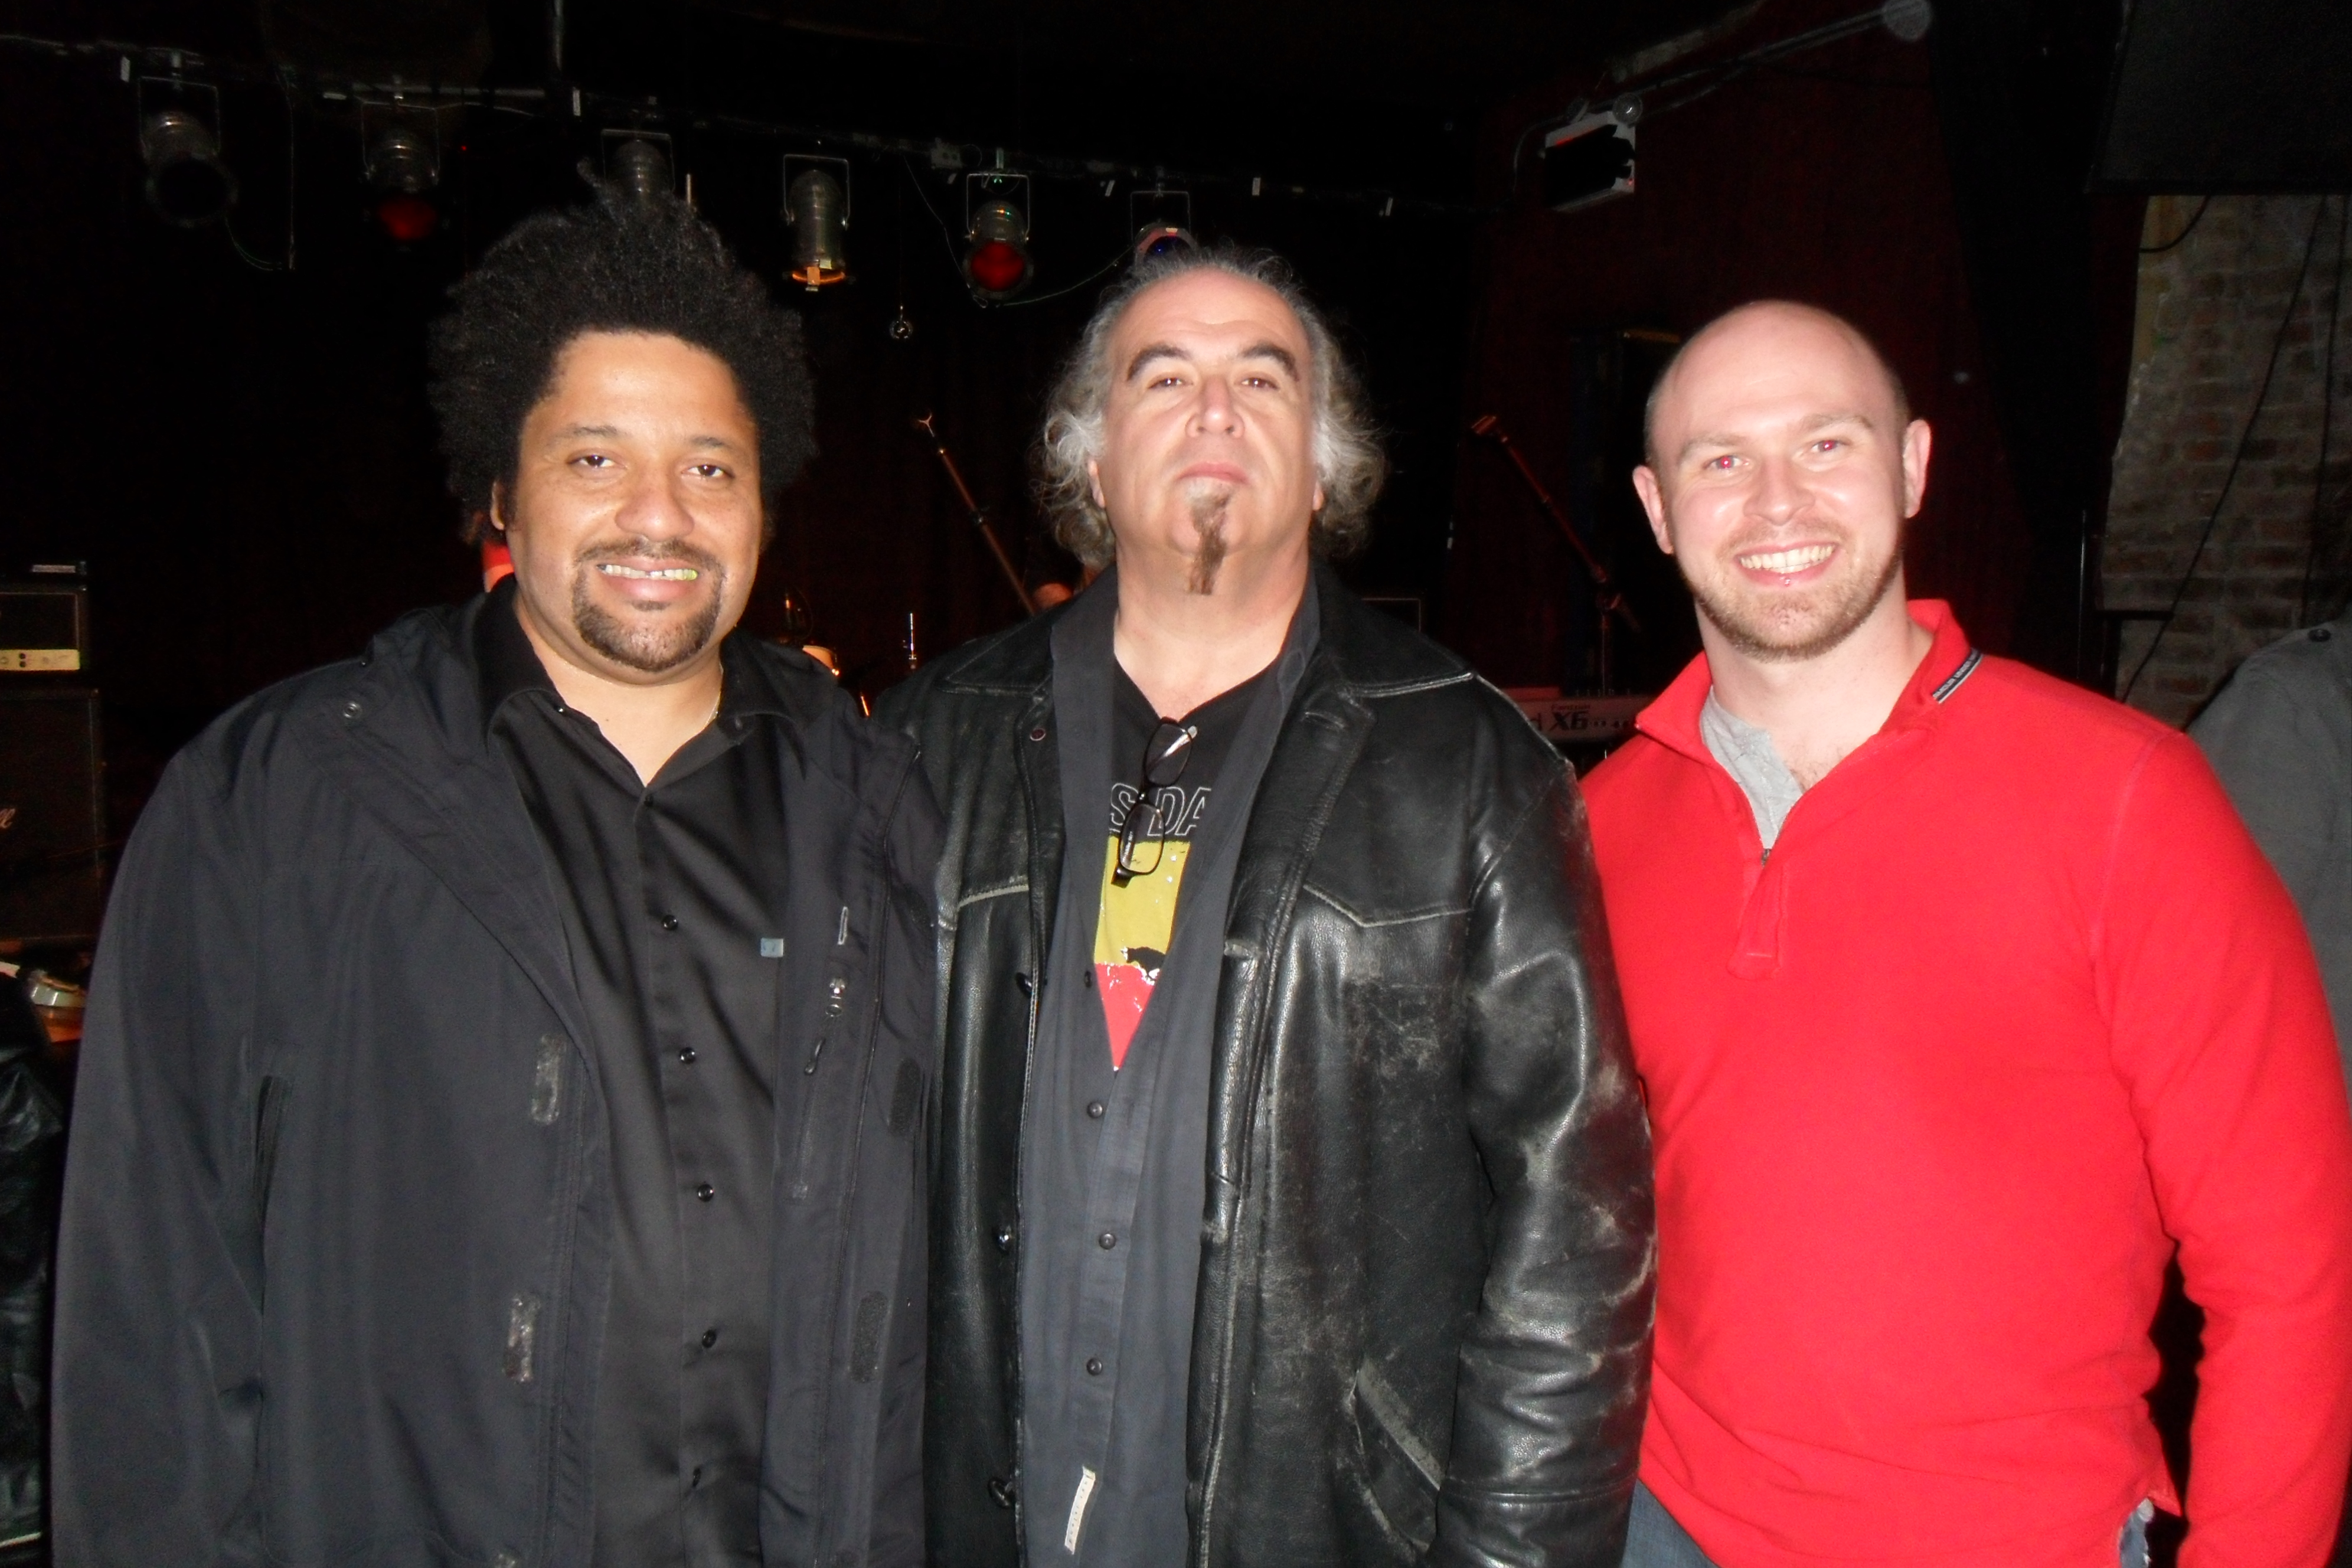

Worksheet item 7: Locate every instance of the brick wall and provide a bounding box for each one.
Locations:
[2103,193,2352,726]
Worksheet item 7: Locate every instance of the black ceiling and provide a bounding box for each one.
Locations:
[693,0,1742,113]
[15,0,1756,206]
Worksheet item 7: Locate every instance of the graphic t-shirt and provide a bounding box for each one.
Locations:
[1094,666,1268,1069]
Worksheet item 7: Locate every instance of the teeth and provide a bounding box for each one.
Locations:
[1737,544,1835,573]
[598,564,700,581]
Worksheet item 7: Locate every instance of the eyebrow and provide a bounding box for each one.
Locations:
[551,424,740,452]
[1674,410,1877,466]
[1123,340,1301,381]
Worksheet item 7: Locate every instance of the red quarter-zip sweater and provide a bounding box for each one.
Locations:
[1583,603,2352,1567]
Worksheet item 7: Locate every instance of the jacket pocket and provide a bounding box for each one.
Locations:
[1350,1363,1440,1556]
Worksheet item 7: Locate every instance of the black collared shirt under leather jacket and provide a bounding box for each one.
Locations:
[53,594,939,1567]
[878,573,1655,1568]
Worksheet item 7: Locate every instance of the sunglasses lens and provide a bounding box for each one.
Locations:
[1117,806,1162,877]
[1145,721,1197,788]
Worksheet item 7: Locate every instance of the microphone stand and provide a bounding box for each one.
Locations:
[913,412,1035,617]
[1471,413,1642,693]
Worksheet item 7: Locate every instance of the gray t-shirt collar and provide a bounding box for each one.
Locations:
[1700,688,1804,851]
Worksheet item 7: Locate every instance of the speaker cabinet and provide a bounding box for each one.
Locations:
[0,689,104,944]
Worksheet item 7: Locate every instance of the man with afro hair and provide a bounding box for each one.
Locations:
[54,184,940,1568]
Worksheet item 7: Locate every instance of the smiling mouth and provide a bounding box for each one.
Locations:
[597,563,700,581]
[1736,544,1835,573]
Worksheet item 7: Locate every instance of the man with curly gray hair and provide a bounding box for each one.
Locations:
[881,246,1654,1567]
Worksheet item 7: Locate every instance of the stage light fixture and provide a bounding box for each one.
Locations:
[138,98,235,228]
[783,157,851,289]
[1128,187,1195,263]
[605,133,675,203]
[362,113,442,244]
[1542,104,1637,213]
[962,172,1033,300]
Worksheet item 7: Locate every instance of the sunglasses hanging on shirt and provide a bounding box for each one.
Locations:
[1113,718,1197,884]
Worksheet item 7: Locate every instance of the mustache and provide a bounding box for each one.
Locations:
[576,536,726,573]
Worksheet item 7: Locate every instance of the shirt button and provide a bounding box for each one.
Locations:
[701,1328,718,1348]
[1097,1231,1116,1250]
[658,914,680,932]
[677,1047,697,1064]
[1086,1101,1105,1119]
[995,1223,1015,1252]
[694,1182,716,1202]
[1085,1357,1103,1376]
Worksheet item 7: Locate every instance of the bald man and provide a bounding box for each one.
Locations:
[1583,300,2352,1567]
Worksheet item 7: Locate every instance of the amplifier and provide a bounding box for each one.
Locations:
[0,580,89,674]
[0,688,105,943]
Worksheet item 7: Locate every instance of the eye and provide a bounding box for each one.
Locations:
[1701,454,1740,473]
[1810,439,1845,455]
[1148,374,1185,390]
[572,453,616,470]
[687,462,730,480]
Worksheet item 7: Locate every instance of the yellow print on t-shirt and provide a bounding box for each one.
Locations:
[1092,780,1208,1070]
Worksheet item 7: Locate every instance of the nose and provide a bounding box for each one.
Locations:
[612,465,696,543]
[1189,374,1241,437]
[1745,453,1809,527]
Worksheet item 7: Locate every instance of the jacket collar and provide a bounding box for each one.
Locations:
[312,593,844,1048]
[475,575,805,739]
[940,561,1468,707]
[1634,598,1977,768]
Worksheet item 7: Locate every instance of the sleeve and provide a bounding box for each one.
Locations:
[52,746,269,1567]
[2097,733,2352,1568]
[1432,772,1656,1568]
[2191,661,2350,913]
[865,762,944,1567]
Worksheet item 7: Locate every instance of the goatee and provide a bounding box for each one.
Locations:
[1685,534,1903,664]
[571,538,728,674]
[1186,491,1231,596]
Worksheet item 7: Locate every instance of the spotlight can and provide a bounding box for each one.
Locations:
[962,172,1034,301]
[1127,187,1194,266]
[783,157,852,289]
[362,110,443,243]
[139,103,235,228]
[604,133,675,204]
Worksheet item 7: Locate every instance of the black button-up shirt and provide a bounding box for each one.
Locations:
[1020,576,1316,1566]
[478,588,795,1566]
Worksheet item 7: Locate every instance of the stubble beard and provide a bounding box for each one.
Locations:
[570,538,729,674]
[1683,527,1904,665]
[1186,489,1232,596]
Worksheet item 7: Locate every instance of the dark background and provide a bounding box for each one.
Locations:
[0,0,2144,838]
[0,0,2316,1556]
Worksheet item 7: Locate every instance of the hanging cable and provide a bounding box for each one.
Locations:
[2139,195,2211,256]
[2299,195,2350,623]
[2123,199,2330,702]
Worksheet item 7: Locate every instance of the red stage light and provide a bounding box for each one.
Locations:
[966,239,1028,294]
[375,192,439,244]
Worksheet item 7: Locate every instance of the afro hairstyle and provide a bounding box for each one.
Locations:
[427,181,815,543]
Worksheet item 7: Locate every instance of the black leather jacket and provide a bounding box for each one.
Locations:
[880,572,1654,1568]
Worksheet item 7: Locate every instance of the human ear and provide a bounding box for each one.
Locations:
[1900,420,1933,519]
[1632,465,1675,556]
